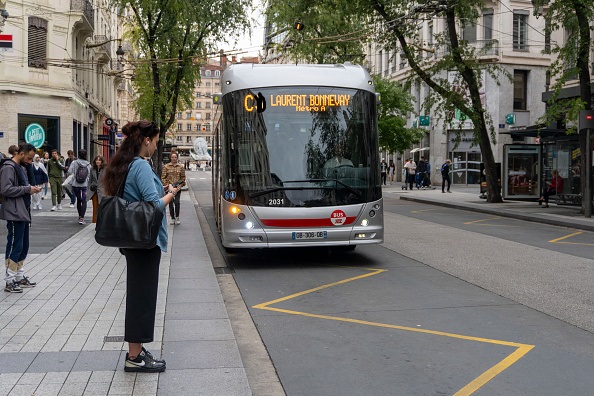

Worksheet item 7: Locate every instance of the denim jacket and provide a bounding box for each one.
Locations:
[122,157,168,252]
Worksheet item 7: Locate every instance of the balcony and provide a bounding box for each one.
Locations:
[70,0,94,34]
[476,39,499,62]
[91,35,112,62]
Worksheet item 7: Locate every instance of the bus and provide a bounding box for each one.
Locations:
[212,63,383,250]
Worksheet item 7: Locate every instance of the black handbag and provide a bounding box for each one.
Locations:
[95,160,164,249]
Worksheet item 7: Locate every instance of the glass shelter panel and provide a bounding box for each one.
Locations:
[503,145,540,199]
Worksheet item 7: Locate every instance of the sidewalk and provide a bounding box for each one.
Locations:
[383,183,594,231]
[0,193,251,395]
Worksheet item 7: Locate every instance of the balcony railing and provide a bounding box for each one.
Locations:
[70,0,94,30]
[476,39,499,57]
[92,35,112,60]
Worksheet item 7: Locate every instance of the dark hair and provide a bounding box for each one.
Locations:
[67,150,74,155]
[103,120,160,195]
[92,155,105,171]
[52,149,59,154]
[8,145,18,155]
[18,143,36,154]
[78,149,87,160]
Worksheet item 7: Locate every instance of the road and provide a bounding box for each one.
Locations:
[187,172,594,396]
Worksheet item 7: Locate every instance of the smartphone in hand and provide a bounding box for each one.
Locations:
[171,179,185,188]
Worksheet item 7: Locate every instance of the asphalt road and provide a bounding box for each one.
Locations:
[188,173,594,396]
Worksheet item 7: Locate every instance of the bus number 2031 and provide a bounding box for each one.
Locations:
[268,198,284,206]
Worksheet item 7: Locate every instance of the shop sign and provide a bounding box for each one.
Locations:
[24,123,45,148]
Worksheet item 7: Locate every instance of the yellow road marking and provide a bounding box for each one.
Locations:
[253,267,534,395]
[464,216,501,225]
[549,231,594,245]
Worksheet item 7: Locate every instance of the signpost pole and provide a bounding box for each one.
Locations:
[585,127,592,218]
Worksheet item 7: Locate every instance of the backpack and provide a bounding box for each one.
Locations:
[75,162,89,183]
[0,159,26,204]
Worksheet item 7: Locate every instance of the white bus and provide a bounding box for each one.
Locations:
[212,63,383,250]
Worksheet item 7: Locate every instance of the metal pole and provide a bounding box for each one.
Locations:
[586,127,592,218]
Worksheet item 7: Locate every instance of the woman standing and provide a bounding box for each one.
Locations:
[87,155,105,223]
[388,160,395,184]
[102,120,180,373]
[31,154,48,210]
[160,151,186,225]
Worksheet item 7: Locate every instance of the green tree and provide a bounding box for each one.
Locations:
[112,0,250,166]
[266,0,505,202]
[374,76,425,153]
[533,0,593,214]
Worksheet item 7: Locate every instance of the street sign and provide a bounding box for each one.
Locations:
[419,115,430,126]
[105,118,113,126]
[0,34,13,52]
[24,123,45,148]
[97,135,109,141]
[506,113,516,125]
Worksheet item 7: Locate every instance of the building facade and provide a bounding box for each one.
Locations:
[368,0,551,186]
[0,0,123,161]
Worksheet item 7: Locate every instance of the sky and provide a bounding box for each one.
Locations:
[214,0,266,59]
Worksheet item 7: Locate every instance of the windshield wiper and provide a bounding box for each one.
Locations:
[249,179,363,199]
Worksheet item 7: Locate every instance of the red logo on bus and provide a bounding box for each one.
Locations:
[330,210,346,226]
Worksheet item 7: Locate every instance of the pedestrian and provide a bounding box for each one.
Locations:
[380,158,387,185]
[47,149,65,211]
[160,151,186,225]
[102,120,180,372]
[31,154,48,210]
[68,149,91,224]
[404,157,416,190]
[42,151,50,199]
[441,159,452,193]
[417,156,428,189]
[388,160,395,184]
[539,169,563,208]
[87,155,105,223]
[0,143,42,293]
[64,150,77,208]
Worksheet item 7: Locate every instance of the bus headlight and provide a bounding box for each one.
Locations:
[361,219,369,227]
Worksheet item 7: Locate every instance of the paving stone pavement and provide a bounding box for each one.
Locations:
[0,193,251,395]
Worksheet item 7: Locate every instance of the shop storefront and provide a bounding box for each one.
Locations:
[18,114,60,152]
[448,130,482,184]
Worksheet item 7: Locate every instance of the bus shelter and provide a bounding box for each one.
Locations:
[504,127,582,202]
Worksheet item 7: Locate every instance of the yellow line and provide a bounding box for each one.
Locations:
[252,267,534,395]
[548,231,584,243]
[555,241,594,246]
[464,216,501,225]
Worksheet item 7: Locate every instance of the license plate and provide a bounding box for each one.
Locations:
[292,231,328,240]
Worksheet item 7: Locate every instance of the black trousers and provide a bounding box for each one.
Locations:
[168,190,181,219]
[122,246,161,343]
[442,175,451,192]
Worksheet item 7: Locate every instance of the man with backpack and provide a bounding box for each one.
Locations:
[67,149,91,224]
[0,144,42,293]
[64,150,77,208]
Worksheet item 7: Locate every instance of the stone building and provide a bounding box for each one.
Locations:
[0,0,123,161]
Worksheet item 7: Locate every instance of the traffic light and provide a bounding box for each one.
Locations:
[578,110,594,132]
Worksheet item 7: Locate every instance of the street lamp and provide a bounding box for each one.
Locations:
[0,8,9,33]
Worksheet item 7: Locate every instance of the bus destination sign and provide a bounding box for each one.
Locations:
[244,94,351,113]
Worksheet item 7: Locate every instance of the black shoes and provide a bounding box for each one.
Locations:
[18,276,36,288]
[4,282,23,293]
[124,349,166,373]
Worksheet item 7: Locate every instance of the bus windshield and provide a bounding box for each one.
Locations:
[222,87,381,207]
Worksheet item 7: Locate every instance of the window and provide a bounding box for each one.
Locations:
[186,112,192,119]
[176,135,182,142]
[462,20,476,43]
[205,70,211,77]
[384,50,390,75]
[513,70,528,110]
[483,9,493,41]
[378,50,383,75]
[186,123,192,131]
[177,123,182,131]
[196,112,202,119]
[28,17,48,69]
[206,113,211,120]
[205,102,211,109]
[205,124,211,132]
[196,92,201,98]
[215,82,220,87]
[187,136,192,143]
[513,11,528,50]
[215,70,220,77]
[544,20,551,52]
[197,102,202,109]
[205,82,211,87]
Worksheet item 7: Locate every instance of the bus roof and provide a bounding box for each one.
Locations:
[220,63,375,95]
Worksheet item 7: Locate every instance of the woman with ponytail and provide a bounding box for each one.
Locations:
[103,120,180,373]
